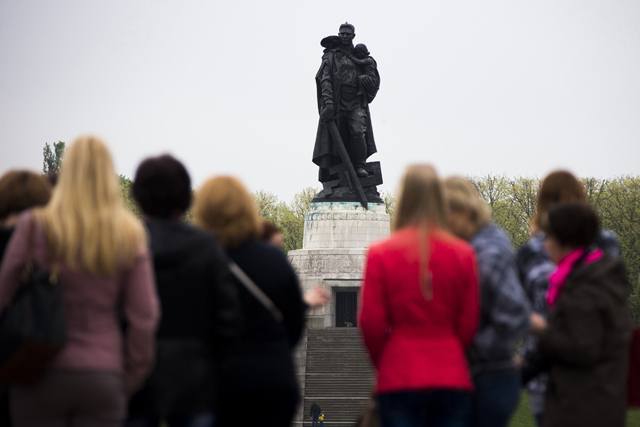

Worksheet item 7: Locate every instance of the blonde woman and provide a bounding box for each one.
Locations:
[444,176,530,427]
[0,136,160,427]
[359,165,479,427]
[193,176,305,427]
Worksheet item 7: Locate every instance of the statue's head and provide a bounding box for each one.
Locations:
[338,22,355,46]
[353,43,369,59]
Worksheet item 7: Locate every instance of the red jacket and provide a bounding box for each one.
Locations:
[359,226,480,394]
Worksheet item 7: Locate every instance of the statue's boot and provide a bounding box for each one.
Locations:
[353,142,369,177]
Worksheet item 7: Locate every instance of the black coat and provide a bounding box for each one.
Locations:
[128,218,242,416]
[539,256,632,427]
[218,240,306,426]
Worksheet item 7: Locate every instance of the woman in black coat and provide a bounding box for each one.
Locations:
[126,156,242,427]
[531,203,631,427]
[193,175,305,427]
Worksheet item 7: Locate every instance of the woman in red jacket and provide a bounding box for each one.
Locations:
[359,164,480,427]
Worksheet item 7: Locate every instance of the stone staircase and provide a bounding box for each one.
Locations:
[302,328,376,427]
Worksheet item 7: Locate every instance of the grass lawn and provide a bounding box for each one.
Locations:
[508,392,640,427]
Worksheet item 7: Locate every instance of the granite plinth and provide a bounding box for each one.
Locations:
[302,202,389,250]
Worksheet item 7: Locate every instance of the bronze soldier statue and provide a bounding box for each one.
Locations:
[312,23,381,194]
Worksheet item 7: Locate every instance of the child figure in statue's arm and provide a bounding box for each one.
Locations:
[350,43,378,107]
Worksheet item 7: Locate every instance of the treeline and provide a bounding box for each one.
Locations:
[52,143,638,299]
[468,175,640,323]
[247,176,640,322]
[467,175,640,288]
[118,174,640,321]
[120,176,639,291]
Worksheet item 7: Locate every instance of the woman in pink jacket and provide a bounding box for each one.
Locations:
[0,136,160,427]
[359,164,480,427]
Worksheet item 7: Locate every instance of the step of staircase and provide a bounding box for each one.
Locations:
[302,328,376,427]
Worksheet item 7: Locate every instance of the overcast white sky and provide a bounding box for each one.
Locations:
[1,0,639,202]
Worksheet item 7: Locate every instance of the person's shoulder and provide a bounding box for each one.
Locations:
[234,239,289,264]
[368,227,415,253]
[15,209,36,228]
[579,255,627,284]
[516,234,546,262]
[431,227,474,255]
[0,210,33,246]
[14,209,44,239]
[230,240,297,284]
[595,230,620,258]
[147,218,223,255]
[472,224,514,256]
[572,256,629,305]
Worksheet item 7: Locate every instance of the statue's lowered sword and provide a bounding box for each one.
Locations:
[327,120,368,210]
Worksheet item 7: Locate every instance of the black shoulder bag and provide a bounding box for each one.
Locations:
[0,219,66,385]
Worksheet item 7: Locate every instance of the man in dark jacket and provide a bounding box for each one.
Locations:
[127,155,242,427]
[310,402,322,427]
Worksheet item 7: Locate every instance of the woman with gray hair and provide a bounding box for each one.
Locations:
[444,176,530,427]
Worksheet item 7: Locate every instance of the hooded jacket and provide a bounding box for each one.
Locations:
[467,224,530,376]
[539,255,632,427]
[128,218,241,416]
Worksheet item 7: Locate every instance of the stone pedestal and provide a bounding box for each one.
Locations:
[288,202,390,328]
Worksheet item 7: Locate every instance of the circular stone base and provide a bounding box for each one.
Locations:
[302,202,390,250]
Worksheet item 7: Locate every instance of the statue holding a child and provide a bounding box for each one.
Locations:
[312,22,382,206]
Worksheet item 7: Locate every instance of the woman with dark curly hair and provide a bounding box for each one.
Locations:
[126,155,241,427]
[532,203,631,427]
[0,170,52,258]
[516,170,620,426]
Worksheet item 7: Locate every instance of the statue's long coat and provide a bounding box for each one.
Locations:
[312,49,380,182]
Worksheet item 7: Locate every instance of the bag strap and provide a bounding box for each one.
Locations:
[228,262,283,323]
[22,216,58,285]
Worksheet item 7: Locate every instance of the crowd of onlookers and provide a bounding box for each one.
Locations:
[0,135,634,427]
[359,166,631,427]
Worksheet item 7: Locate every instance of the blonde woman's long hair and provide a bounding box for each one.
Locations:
[34,136,146,275]
[393,164,448,232]
[392,164,448,301]
[192,176,262,248]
